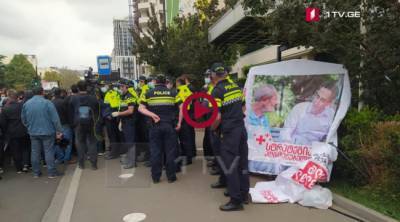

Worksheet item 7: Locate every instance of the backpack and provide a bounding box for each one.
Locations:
[78,106,92,125]
[76,97,93,126]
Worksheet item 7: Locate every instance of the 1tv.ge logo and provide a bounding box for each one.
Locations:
[306,7,361,22]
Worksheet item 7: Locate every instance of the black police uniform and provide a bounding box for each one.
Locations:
[119,91,137,168]
[186,84,197,158]
[211,79,249,204]
[141,84,179,182]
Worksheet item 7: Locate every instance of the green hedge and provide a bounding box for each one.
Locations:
[334,107,400,194]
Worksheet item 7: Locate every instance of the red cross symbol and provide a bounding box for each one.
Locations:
[256,135,266,145]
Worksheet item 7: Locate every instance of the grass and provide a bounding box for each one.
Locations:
[328,180,400,220]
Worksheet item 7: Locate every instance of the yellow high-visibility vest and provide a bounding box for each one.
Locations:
[176,85,193,104]
[128,87,139,104]
[138,84,150,103]
[104,90,121,109]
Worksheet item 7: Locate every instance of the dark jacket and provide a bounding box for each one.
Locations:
[73,93,100,127]
[0,100,28,139]
[66,95,79,127]
[52,97,69,126]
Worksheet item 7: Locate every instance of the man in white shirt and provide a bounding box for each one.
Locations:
[280,82,337,145]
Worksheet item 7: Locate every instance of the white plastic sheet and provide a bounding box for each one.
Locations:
[299,185,333,210]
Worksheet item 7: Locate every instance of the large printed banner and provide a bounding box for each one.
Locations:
[244,60,351,175]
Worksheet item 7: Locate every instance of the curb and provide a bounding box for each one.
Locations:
[333,193,397,222]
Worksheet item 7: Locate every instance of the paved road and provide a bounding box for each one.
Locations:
[68,158,356,222]
[0,130,360,222]
[0,166,62,222]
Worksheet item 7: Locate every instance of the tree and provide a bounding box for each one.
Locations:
[132,4,167,74]
[4,54,36,90]
[132,3,240,80]
[58,68,81,89]
[224,0,239,9]
[43,71,61,82]
[241,0,400,114]
[43,68,81,89]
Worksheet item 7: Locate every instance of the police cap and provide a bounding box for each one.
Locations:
[119,79,130,86]
[210,63,228,76]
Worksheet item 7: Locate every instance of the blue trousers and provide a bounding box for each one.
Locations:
[55,125,73,162]
[149,122,177,181]
[30,135,57,176]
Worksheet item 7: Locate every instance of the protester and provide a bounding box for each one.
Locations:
[21,87,63,178]
[70,84,79,95]
[0,89,8,109]
[73,81,100,170]
[52,88,73,164]
[0,89,30,173]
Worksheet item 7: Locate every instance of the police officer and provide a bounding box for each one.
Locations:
[136,76,147,98]
[205,70,227,186]
[135,76,148,148]
[179,75,197,158]
[208,67,237,176]
[138,76,150,103]
[175,77,196,165]
[138,75,182,183]
[94,81,108,156]
[180,74,196,94]
[126,79,139,101]
[136,76,152,165]
[112,80,137,169]
[210,63,249,211]
[104,83,122,159]
[202,69,215,161]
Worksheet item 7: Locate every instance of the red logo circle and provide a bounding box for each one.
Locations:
[182,92,218,128]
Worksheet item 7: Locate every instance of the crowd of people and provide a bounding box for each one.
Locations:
[0,62,250,211]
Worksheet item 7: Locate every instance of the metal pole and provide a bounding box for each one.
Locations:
[277,45,288,62]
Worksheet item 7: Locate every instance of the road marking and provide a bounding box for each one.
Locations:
[123,213,146,222]
[119,173,134,179]
[58,166,82,222]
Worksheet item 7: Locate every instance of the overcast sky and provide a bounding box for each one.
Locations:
[0,0,128,70]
